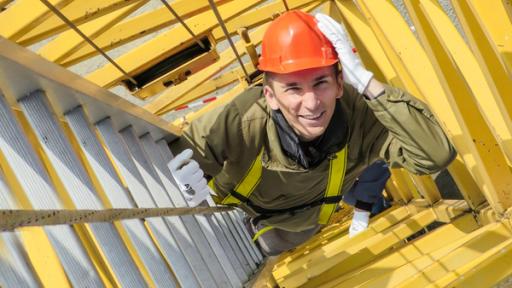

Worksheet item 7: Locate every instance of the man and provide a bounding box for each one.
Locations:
[169,11,455,256]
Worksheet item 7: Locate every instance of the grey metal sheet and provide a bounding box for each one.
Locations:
[0,166,38,287]
[120,127,225,287]
[0,92,102,287]
[233,210,264,262]
[17,90,146,287]
[142,135,246,284]
[64,106,177,287]
[0,37,178,143]
[95,118,198,288]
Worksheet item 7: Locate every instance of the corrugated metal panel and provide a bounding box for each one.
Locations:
[64,106,176,286]
[0,92,102,287]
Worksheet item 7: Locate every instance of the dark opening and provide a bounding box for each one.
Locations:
[123,36,212,91]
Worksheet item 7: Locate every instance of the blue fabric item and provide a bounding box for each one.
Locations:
[343,160,391,207]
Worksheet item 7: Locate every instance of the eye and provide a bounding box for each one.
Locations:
[284,86,301,93]
[314,80,329,87]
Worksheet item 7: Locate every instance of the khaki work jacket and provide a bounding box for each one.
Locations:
[170,84,455,231]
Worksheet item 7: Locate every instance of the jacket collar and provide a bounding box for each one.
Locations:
[263,99,348,171]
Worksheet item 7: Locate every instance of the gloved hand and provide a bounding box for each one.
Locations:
[169,149,210,207]
[315,13,373,94]
[348,209,370,238]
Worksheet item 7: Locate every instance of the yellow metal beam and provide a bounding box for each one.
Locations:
[321,213,479,288]
[433,237,512,287]
[210,0,323,40]
[0,0,72,41]
[447,156,486,210]
[410,174,441,204]
[172,81,248,129]
[16,0,147,46]
[440,231,512,287]
[451,0,512,157]
[468,0,512,73]
[0,0,13,10]
[409,0,512,213]
[336,0,485,211]
[409,0,512,165]
[155,61,250,104]
[398,222,512,287]
[353,0,512,214]
[388,169,415,203]
[61,0,320,67]
[274,205,406,273]
[57,0,231,67]
[275,209,437,287]
[85,0,265,88]
[272,207,411,279]
[145,1,323,115]
[38,1,148,64]
[345,0,422,95]
[331,0,396,84]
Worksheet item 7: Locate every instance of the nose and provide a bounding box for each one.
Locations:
[302,90,321,111]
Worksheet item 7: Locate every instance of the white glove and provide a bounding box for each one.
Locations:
[348,209,370,238]
[169,149,210,207]
[315,13,373,94]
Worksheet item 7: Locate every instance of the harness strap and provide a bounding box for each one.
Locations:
[252,226,275,242]
[210,146,348,224]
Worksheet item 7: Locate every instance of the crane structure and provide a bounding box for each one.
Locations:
[0,0,511,287]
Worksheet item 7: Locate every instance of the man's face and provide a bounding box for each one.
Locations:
[264,66,343,141]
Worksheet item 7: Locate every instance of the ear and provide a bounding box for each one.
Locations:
[336,72,344,99]
[263,85,280,110]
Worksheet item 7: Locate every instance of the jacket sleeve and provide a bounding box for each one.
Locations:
[168,102,244,177]
[358,84,456,175]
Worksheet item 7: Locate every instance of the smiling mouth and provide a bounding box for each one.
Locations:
[300,111,325,121]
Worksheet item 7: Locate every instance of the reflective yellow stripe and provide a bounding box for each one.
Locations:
[208,179,223,204]
[214,146,347,224]
[220,149,264,205]
[318,147,348,224]
[252,226,274,242]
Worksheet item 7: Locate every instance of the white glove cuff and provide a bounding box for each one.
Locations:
[352,210,371,223]
[352,66,374,95]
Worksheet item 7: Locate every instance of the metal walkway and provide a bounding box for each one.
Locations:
[0,38,261,287]
[0,0,512,287]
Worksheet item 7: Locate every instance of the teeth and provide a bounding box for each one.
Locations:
[302,113,322,120]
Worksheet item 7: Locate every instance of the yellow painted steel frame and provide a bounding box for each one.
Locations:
[37,1,149,64]
[0,0,72,41]
[145,0,323,115]
[16,0,147,46]
[85,0,266,88]
[408,0,512,165]
[58,0,320,68]
[172,81,248,129]
[414,0,512,213]
[452,0,512,119]
[133,34,221,99]
[56,0,232,67]
[273,201,476,288]
[333,0,485,210]
[0,0,13,10]
[348,0,512,215]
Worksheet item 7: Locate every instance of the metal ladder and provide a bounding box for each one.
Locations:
[0,38,262,288]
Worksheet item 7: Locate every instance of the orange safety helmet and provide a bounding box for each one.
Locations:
[258,10,338,74]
